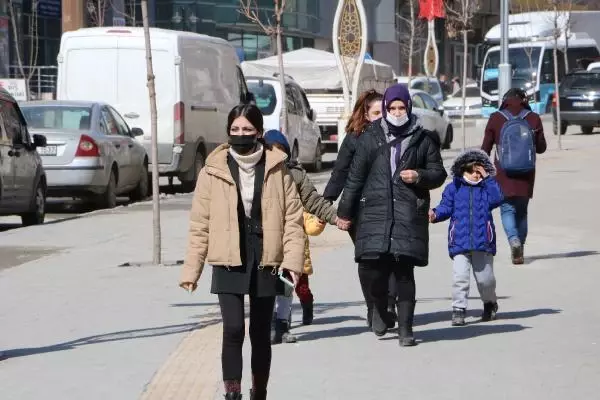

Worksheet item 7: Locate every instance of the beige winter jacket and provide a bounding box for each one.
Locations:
[180,144,305,287]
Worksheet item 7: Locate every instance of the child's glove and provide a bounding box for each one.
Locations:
[304,212,326,236]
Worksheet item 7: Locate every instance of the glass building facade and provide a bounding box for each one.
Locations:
[150,0,321,60]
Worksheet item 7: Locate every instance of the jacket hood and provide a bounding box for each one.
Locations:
[450,149,496,177]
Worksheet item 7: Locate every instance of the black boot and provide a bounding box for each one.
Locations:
[397,300,417,347]
[371,306,390,337]
[271,319,297,344]
[481,302,498,322]
[387,295,397,326]
[301,300,314,325]
[366,306,373,328]
[250,388,266,400]
[224,392,242,400]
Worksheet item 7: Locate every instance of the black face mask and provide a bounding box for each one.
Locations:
[229,135,258,154]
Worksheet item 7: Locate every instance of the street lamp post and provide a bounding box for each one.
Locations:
[332,0,368,149]
[498,0,512,102]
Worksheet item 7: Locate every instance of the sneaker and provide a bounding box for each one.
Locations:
[510,238,524,265]
[451,308,466,326]
[481,302,498,322]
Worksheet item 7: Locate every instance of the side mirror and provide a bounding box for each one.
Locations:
[131,127,144,137]
[245,92,255,104]
[33,134,47,148]
[308,108,316,121]
[436,106,445,116]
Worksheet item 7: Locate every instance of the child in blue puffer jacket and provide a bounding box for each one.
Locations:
[429,149,504,326]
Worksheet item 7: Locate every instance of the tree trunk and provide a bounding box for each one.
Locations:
[407,0,415,86]
[553,38,563,150]
[275,1,288,136]
[141,0,162,264]
[461,29,468,150]
[7,1,30,100]
[563,34,569,72]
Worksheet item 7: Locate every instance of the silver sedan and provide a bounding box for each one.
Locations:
[20,101,149,208]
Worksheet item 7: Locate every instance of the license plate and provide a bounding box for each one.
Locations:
[573,101,594,107]
[37,145,57,156]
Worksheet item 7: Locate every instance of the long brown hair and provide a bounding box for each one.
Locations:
[345,89,383,135]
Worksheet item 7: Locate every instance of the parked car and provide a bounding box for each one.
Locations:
[20,101,149,208]
[0,88,48,226]
[246,75,323,171]
[56,27,253,192]
[396,76,447,104]
[443,84,483,118]
[553,71,600,135]
[410,89,454,149]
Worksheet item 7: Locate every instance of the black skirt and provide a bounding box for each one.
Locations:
[210,262,284,297]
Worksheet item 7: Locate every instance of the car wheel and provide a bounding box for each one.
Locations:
[129,163,149,202]
[560,123,568,136]
[442,126,453,150]
[581,126,594,135]
[307,141,323,172]
[98,169,117,209]
[21,183,46,226]
[181,151,204,193]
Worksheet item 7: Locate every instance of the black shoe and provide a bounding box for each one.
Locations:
[397,300,417,346]
[510,239,524,265]
[366,307,373,328]
[371,306,389,337]
[481,302,498,322]
[271,319,297,344]
[250,388,266,400]
[224,392,242,400]
[301,300,314,325]
[451,308,466,326]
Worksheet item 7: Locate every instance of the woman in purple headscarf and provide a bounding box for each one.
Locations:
[336,84,447,346]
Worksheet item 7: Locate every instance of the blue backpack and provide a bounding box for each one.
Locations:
[497,109,536,175]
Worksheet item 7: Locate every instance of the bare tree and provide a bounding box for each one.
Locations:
[446,0,480,150]
[396,0,427,84]
[141,0,162,264]
[8,0,39,100]
[110,0,138,26]
[87,0,110,26]
[239,0,289,135]
[548,2,564,148]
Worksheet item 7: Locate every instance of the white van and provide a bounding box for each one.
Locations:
[56,27,252,191]
[246,75,322,171]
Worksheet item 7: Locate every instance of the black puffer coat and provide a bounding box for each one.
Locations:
[337,116,448,266]
[323,132,359,201]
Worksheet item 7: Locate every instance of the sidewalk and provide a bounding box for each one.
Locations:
[1,130,600,399]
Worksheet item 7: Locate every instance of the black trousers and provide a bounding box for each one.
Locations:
[218,294,275,384]
[358,255,415,315]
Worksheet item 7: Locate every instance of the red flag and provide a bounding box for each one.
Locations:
[419,0,445,21]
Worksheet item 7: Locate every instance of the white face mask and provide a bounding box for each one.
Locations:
[385,113,409,127]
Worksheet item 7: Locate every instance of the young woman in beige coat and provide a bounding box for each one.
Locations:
[180,104,305,400]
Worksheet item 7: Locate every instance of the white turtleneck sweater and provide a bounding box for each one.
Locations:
[229,144,264,218]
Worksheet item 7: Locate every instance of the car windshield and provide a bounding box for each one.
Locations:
[247,81,277,115]
[21,106,93,130]
[561,73,600,89]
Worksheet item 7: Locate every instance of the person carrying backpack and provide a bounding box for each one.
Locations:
[481,88,547,265]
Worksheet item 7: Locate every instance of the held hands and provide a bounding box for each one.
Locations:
[336,217,352,231]
[400,169,419,184]
[428,209,436,223]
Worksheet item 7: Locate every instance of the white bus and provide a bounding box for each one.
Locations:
[480,11,600,117]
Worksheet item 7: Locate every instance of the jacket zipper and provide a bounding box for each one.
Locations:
[469,186,474,249]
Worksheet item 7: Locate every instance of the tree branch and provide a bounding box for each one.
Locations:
[238,0,275,35]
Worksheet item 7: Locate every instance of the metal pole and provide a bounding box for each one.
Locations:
[498,0,512,102]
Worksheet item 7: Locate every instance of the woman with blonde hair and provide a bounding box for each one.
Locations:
[324,89,383,205]
[180,104,305,400]
[323,89,384,326]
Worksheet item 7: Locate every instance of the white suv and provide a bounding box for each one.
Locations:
[247,76,323,171]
